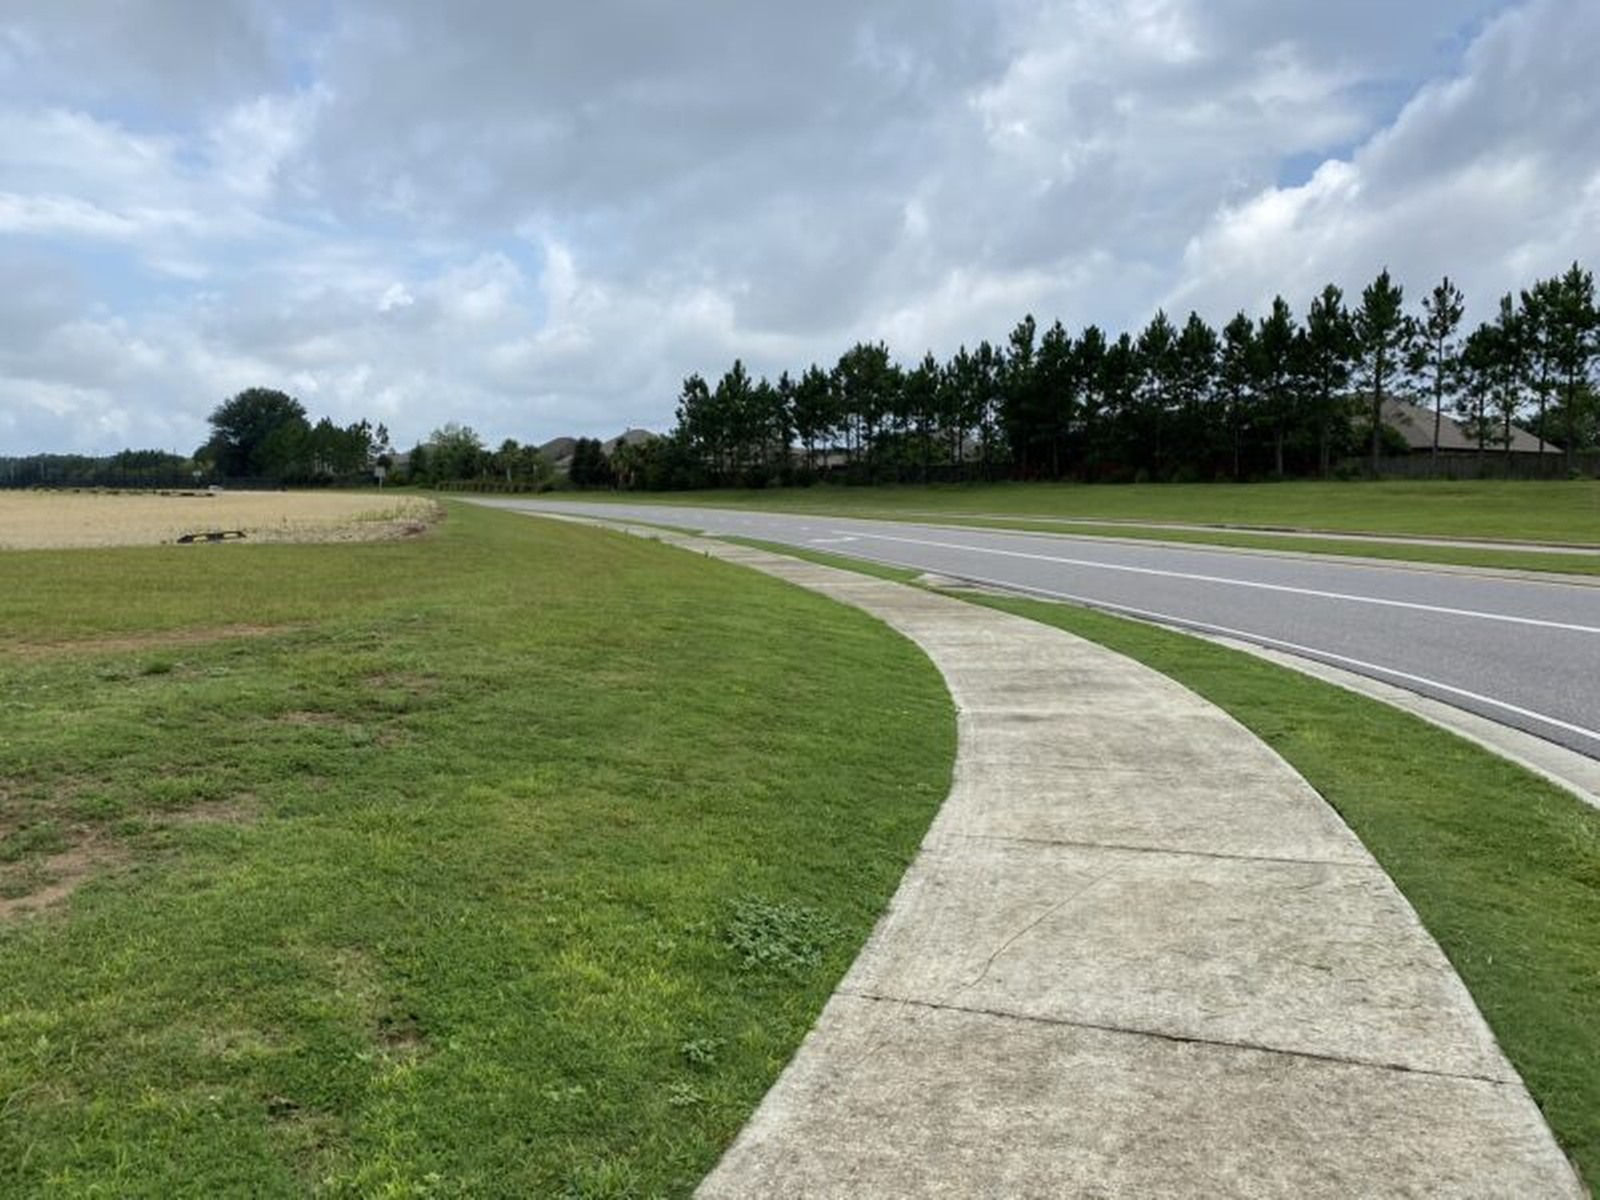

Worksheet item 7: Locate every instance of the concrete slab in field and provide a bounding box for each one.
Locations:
[512,514,1583,1199]
[697,995,1583,1199]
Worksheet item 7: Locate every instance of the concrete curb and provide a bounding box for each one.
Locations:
[527,512,1584,1197]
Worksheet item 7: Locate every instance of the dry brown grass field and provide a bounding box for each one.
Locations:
[0,490,442,550]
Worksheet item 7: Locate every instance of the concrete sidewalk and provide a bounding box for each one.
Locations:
[543,515,1584,1197]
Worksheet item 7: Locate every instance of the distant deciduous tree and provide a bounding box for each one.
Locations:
[207,388,308,478]
[426,423,487,483]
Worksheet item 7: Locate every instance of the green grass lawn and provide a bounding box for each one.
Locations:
[554,480,1600,574]
[0,504,954,1197]
[735,534,1598,1187]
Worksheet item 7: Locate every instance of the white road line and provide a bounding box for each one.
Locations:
[906,564,1600,750]
[839,530,1600,635]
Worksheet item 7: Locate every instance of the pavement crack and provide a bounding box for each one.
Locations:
[838,990,1515,1088]
[952,831,1373,869]
[945,868,1119,1003]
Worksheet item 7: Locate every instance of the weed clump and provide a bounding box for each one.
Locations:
[725,896,840,974]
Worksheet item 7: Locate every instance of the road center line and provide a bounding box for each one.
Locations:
[837,530,1600,635]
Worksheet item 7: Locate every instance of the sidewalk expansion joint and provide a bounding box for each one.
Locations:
[836,988,1516,1089]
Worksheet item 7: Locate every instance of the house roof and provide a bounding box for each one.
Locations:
[537,436,577,463]
[1383,396,1558,454]
[602,428,658,454]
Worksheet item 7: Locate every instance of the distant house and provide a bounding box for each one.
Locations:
[538,430,658,475]
[537,437,578,472]
[603,428,658,455]
[1382,397,1558,456]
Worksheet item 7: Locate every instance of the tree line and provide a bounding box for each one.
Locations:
[9,265,1595,493]
[651,264,1598,488]
[403,423,555,490]
[200,388,390,483]
[0,448,198,489]
[3,388,393,489]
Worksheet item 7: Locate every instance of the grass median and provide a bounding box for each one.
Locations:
[0,503,954,1196]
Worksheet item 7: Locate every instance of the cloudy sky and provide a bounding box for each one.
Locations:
[2,0,1597,455]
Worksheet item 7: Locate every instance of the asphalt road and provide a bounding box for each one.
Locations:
[480,499,1600,760]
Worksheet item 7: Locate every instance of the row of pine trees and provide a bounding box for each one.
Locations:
[665,265,1597,486]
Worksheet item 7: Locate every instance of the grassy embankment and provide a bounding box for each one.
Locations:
[0,504,954,1196]
[562,480,1600,576]
[724,533,1600,1189]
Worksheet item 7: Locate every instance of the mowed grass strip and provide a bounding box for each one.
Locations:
[936,592,1600,1188]
[0,504,954,1197]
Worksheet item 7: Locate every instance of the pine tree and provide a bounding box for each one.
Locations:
[1036,320,1076,479]
[1303,285,1357,477]
[1217,313,1255,481]
[1135,311,1179,477]
[1254,297,1298,478]
[1354,269,1410,475]
[1489,294,1527,467]
[1412,276,1466,468]
[1550,263,1597,467]
[1073,326,1108,478]
[1172,313,1218,476]
[1518,276,1560,455]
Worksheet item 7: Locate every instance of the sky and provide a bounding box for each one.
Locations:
[2,0,1597,456]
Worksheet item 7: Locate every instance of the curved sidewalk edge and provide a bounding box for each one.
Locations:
[543,514,1585,1198]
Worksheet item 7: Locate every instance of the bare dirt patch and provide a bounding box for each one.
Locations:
[0,491,443,551]
[0,836,126,920]
[154,795,259,827]
[363,670,438,693]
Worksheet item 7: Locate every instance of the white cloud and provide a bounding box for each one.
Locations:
[1168,0,1600,321]
[0,1,1591,457]
[377,283,414,313]
[0,192,143,240]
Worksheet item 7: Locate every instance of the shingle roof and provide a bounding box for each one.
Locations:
[1383,396,1558,454]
